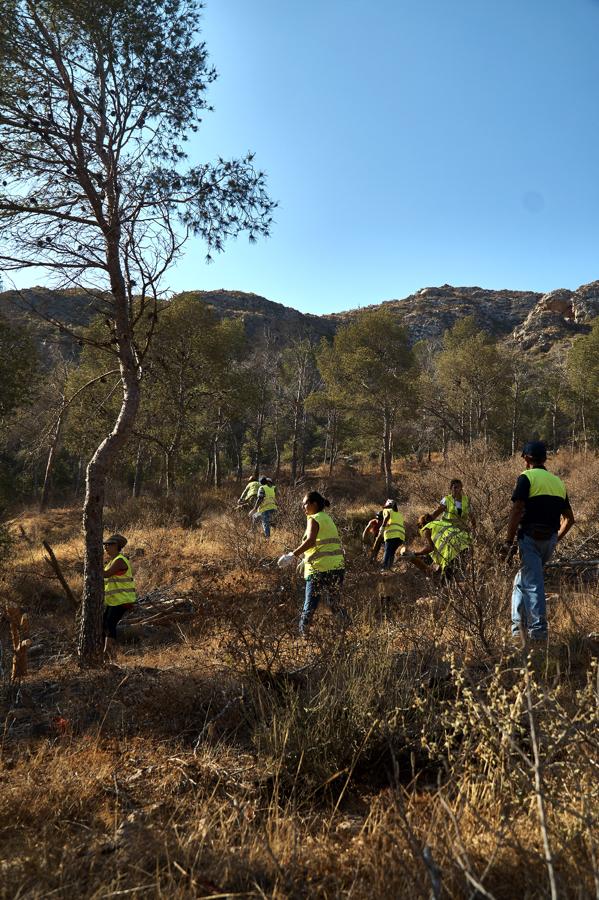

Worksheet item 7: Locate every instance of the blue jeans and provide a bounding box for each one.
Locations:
[300,570,348,635]
[260,510,273,538]
[511,532,557,640]
[382,538,403,570]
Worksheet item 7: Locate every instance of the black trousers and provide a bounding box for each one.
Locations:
[103,604,133,639]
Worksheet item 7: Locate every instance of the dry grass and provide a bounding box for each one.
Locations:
[1,451,598,898]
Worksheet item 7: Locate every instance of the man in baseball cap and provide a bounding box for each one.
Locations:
[505,440,574,646]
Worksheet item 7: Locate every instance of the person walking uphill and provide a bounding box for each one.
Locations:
[278,492,349,636]
[250,476,277,538]
[372,499,406,570]
[505,441,574,646]
[238,477,260,507]
[103,534,136,662]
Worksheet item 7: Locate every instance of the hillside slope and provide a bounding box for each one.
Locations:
[2,279,599,358]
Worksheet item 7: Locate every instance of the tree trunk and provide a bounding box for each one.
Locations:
[78,369,140,666]
[74,456,83,498]
[132,442,143,498]
[40,407,65,512]
[77,265,141,667]
[164,450,172,496]
[383,410,393,497]
[214,435,221,487]
[253,418,263,480]
[328,412,337,477]
[299,410,308,476]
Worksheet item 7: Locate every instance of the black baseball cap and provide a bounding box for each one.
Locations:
[521,440,547,461]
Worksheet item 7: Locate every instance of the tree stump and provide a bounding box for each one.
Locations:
[6,606,31,681]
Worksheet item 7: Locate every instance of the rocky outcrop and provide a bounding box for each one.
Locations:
[511,280,599,353]
[332,284,542,345]
[2,280,599,359]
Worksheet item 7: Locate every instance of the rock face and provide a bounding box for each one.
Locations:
[2,280,598,358]
[330,284,542,345]
[511,280,599,354]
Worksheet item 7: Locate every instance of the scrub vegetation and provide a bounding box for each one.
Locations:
[1,448,598,898]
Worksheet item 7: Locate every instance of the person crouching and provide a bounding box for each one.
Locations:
[103,533,136,662]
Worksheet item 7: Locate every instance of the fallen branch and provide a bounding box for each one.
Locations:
[42,540,79,608]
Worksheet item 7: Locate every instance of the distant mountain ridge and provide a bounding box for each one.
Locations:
[2,279,599,359]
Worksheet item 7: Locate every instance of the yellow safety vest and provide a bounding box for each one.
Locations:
[521,468,566,499]
[443,493,469,523]
[303,511,345,579]
[421,520,470,572]
[241,481,260,501]
[258,483,277,513]
[104,554,136,607]
[382,508,406,541]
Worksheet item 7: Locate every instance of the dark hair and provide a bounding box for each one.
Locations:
[304,490,330,511]
[259,476,268,485]
[449,479,462,489]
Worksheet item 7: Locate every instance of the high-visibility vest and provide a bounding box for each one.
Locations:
[382,508,406,541]
[258,484,277,513]
[104,554,136,607]
[240,481,260,501]
[521,468,566,499]
[303,511,345,579]
[421,520,470,572]
[443,494,469,522]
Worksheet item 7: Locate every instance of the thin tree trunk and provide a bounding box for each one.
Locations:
[40,407,65,512]
[132,442,143,498]
[164,450,172,496]
[383,410,393,496]
[74,456,83,498]
[77,269,141,667]
[253,417,263,480]
[214,435,221,488]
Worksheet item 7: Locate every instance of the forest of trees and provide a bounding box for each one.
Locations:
[2,300,599,508]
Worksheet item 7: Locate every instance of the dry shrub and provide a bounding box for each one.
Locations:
[2,451,599,899]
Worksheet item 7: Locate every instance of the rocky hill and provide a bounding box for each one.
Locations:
[2,279,599,360]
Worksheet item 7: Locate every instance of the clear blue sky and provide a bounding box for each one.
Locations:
[15,0,599,314]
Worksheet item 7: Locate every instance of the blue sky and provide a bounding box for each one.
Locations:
[13,0,599,314]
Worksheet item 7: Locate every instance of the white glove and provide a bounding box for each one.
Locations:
[277,552,296,569]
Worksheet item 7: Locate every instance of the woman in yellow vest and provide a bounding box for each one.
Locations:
[431,479,475,531]
[284,491,349,636]
[402,514,470,580]
[250,476,278,538]
[103,533,136,660]
[371,499,406,570]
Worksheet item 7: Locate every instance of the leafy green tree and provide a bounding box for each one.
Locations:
[137,297,245,492]
[434,317,512,447]
[0,1,274,663]
[321,309,417,495]
[0,314,38,421]
[567,318,599,451]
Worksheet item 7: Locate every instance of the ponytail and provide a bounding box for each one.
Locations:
[305,490,330,511]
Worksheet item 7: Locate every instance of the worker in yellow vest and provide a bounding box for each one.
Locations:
[431,479,475,532]
[505,440,574,644]
[402,513,470,580]
[238,477,260,507]
[249,476,278,538]
[103,533,136,661]
[279,491,349,635]
[370,499,406,570]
